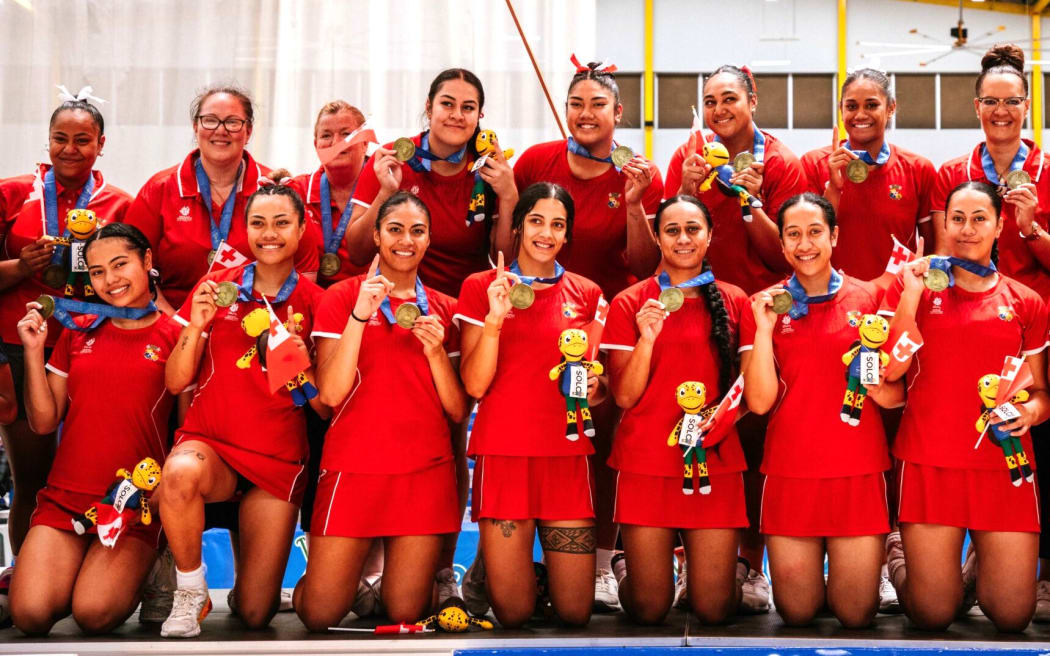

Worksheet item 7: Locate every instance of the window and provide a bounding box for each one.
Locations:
[657,74,698,129]
[893,74,935,129]
[753,74,788,129]
[792,74,834,129]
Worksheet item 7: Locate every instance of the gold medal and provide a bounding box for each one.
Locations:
[214,281,239,308]
[658,287,685,312]
[924,267,950,292]
[611,146,634,169]
[393,138,417,162]
[733,152,755,172]
[35,294,55,320]
[846,158,870,183]
[395,302,421,329]
[1005,169,1032,190]
[771,291,794,315]
[509,283,535,310]
[319,253,341,278]
[42,265,66,290]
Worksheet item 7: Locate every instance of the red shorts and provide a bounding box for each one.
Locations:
[761,472,890,537]
[613,469,748,529]
[471,455,594,521]
[897,460,1041,533]
[31,485,162,548]
[312,461,460,538]
[177,432,307,506]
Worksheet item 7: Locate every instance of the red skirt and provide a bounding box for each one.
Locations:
[31,485,162,548]
[471,455,594,521]
[312,461,460,538]
[176,432,307,506]
[761,472,890,537]
[613,469,748,529]
[897,460,1040,533]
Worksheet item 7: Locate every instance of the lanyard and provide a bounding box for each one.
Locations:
[509,260,565,286]
[403,132,466,173]
[49,297,157,332]
[236,263,298,305]
[928,256,997,289]
[318,173,360,255]
[784,269,843,319]
[980,142,1028,187]
[43,169,94,266]
[194,159,243,250]
[566,136,626,171]
[657,270,715,291]
[714,123,766,164]
[845,140,891,166]
[376,266,429,325]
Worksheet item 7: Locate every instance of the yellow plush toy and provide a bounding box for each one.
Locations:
[549,329,603,441]
[667,381,718,495]
[468,130,515,226]
[976,373,1034,486]
[236,308,317,406]
[71,457,161,546]
[840,314,890,426]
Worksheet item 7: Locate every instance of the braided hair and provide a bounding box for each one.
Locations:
[245,169,306,226]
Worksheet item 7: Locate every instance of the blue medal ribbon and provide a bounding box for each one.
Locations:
[49,297,157,332]
[375,265,430,326]
[194,159,243,250]
[235,263,299,305]
[403,132,466,173]
[927,256,997,289]
[714,122,766,164]
[43,169,95,267]
[657,269,715,293]
[845,140,890,166]
[785,269,843,319]
[566,136,626,171]
[509,260,566,287]
[318,173,360,257]
[980,142,1029,187]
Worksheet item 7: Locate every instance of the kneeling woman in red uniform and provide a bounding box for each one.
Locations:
[601,195,749,625]
[883,181,1049,632]
[294,191,468,629]
[10,223,181,635]
[740,193,895,628]
[456,183,605,628]
[158,182,326,638]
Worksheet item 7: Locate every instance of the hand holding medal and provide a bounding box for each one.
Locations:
[678,131,711,196]
[897,236,932,295]
[825,123,854,192]
[485,251,520,323]
[411,314,447,358]
[189,280,222,329]
[635,298,668,343]
[16,298,50,348]
[622,155,654,206]
[751,286,788,332]
[371,145,405,195]
[729,159,764,198]
[1002,175,1038,236]
[353,255,394,324]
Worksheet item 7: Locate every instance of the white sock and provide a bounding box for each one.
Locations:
[596,548,614,572]
[176,563,206,590]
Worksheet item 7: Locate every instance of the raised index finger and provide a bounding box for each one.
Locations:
[367,254,380,279]
[496,250,505,279]
[914,236,925,259]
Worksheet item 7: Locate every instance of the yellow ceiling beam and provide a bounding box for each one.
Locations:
[1035,0,1050,15]
[893,0,1034,16]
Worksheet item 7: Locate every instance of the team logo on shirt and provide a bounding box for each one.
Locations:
[79,337,96,355]
[930,297,944,315]
[143,344,161,361]
[607,193,621,209]
[779,315,794,334]
[997,305,1015,322]
[888,184,903,201]
[846,310,862,328]
[177,206,192,221]
[410,185,420,196]
[562,302,579,319]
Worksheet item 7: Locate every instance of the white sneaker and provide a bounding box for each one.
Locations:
[435,567,460,606]
[1035,580,1050,623]
[279,589,294,612]
[885,530,906,595]
[160,587,213,638]
[139,547,176,623]
[673,549,688,609]
[878,576,901,614]
[461,557,489,617]
[959,541,977,616]
[593,567,620,612]
[350,574,382,619]
[739,567,771,614]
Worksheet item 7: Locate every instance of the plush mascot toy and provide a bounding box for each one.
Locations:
[237,307,318,406]
[976,373,1034,486]
[416,597,494,633]
[42,208,100,297]
[71,457,161,547]
[549,328,603,441]
[699,142,762,210]
[667,381,718,495]
[467,129,515,226]
[840,314,889,426]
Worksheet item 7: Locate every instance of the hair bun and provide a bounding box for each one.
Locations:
[267,168,292,183]
[982,44,1025,73]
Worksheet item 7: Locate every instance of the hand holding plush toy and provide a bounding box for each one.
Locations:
[237,307,318,406]
[667,381,718,495]
[976,371,1035,486]
[549,329,603,441]
[699,142,763,210]
[468,129,515,226]
[71,457,161,547]
[840,314,889,426]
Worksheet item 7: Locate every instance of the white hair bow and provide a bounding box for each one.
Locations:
[55,85,107,105]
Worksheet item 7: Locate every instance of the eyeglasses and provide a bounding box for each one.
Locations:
[196,115,249,132]
[976,96,1027,109]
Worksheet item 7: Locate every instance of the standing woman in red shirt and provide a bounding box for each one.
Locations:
[156,182,326,638]
[346,68,518,297]
[800,69,936,282]
[125,85,319,313]
[0,94,131,558]
[883,181,1049,632]
[456,182,605,628]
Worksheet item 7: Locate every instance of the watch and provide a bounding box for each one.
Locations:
[1021,224,1044,242]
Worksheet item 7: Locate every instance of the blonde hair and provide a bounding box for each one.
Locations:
[313,100,366,137]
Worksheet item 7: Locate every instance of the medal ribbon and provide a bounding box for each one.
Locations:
[714,122,766,164]
[980,142,1029,187]
[43,168,95,267]
[566,137,626,172]
[48,297,157,332]
[376,265,430,325]
[235,263,299,304]
[509,260,566,287]
[845,140,891,166]
[319,173,360,256]
[657,270,715,292]
[403,132,466,173]
[785,269,843,319]
[194,159,243,250]
[928,256,997,289]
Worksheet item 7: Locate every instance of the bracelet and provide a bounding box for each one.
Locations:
[1020,225,1044,242]
[350,309,369,323]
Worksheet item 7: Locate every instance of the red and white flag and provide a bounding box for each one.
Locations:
[207,240,249,273]
[996,356,1033,405]
[698,375,745,449]
[883,315,924,381]
[872,235,915,292]
[94,504,134,548]
[586,296,610,360]
[263,297,311,394]
[316,121,378,166]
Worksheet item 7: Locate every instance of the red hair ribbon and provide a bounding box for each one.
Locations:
[739,65,758,93]
[570,54,618,74]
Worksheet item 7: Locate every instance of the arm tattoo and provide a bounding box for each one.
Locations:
[175,448,205,461]
[490,519,517,537]
[538,526,596,554]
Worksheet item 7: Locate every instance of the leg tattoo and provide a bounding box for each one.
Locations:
[491,519,517,538]
[539,526,596,554]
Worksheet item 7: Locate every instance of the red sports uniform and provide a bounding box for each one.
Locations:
[175,264,323,505]
[513,140,665,299]
[0,165,131,346]
[739,276,891,536]
[30,315,181,547]
[354,134,493,298]
[800,143,935,281]
[125,150,320,309]
[880,274,1048,532]
[600,277,749,529]
[456,269,603,520]
[931,141,1050,299]
[290,168,367,286]
[664,131,807,294]
[308,275,460,537]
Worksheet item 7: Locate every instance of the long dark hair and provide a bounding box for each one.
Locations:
[512,182,576,242]
[375,191,432,231]
[83,223,158,298]
[945,180,1002,265]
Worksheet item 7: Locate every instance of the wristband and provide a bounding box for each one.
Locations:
[350,309,369,323]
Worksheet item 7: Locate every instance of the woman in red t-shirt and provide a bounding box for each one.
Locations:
[0,97,131,558]
[157,183,326,638]
[294,192,467,630]
[601,195,748,625]
[10,223,180,635]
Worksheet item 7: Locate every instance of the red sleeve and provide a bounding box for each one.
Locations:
[600,289,639,350]
[312,279,356,338]
[354,155,383,208]
[916,157,937,221]
[738,294,758,350]
[294,226,320,274]
[1022,292,1049,355]
[799,149,828,195]
[105,189,133,224]
[642,161,664,217]
[663,144,687,200]
[124,178,164,253]
[45,328,74,376]
[879,275,905,316]
[454,273,489,326]
[438,296,461,355]
[512,146,538,194]
[762,151,808,221]
[930,163,955,217]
